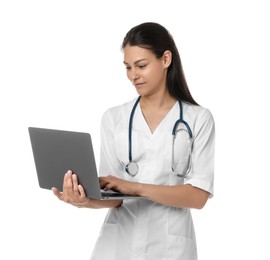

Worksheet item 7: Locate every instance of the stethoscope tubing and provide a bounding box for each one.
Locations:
[126,96,193,177]
[128,96,141,163]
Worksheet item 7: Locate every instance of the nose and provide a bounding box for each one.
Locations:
[128,68,140,83]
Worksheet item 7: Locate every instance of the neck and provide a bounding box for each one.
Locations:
[140,93,176,110]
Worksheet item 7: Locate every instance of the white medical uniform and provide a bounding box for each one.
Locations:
[90,98,215,260]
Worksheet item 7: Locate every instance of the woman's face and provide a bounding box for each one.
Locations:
[123,45,171,97]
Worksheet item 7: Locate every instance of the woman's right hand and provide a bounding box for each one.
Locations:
[52,170,91,208]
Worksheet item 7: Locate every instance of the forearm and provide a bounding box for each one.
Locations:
[137,183,209,209]
[78,198,122,209]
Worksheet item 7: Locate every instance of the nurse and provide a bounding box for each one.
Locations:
[52,22,215,260]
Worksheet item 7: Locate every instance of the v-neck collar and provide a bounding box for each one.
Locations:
[136,101,179,137]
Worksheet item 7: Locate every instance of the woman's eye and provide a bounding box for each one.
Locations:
[125,66,131,70]
[138,64,146,69]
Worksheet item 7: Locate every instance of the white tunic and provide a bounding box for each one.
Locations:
[90,98,215,260]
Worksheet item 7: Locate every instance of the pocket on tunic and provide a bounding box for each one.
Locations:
[166,234,197,260]
[167,207,195,238]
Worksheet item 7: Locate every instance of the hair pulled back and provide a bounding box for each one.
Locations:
[122,22,198,105]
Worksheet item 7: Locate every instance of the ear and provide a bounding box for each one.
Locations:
[162,50,172,68]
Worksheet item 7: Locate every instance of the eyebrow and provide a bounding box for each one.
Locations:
[123,59,148,66]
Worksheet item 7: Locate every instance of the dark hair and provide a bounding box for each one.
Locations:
[122,22,198,105]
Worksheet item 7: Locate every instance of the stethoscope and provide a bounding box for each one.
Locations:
[125,96,193,177]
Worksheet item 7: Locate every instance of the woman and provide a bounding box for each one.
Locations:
[53,22,215,260]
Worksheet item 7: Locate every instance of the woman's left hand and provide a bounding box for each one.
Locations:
[99,176,141,196]
[52,170,91,208]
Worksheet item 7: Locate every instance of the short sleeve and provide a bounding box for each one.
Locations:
[98,110,123,178]
[184,108,215,197]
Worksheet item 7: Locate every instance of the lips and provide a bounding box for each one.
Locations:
[134,82,145,89]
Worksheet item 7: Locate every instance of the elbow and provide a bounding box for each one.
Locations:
[190,187,210,209]
[193,199,208,210]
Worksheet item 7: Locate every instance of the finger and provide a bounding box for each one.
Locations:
[72,174,80,196]
[52,187,66,202]
[105,182,117,191]
[52,187,61,198]
[99,176,108,182]
[99,176,112,188]
[100,175,114,180]
[78,184,86,197]
[99,179,107,189]
[63,170,73,195]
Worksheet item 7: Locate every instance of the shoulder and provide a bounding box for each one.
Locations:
[182,102,215,137]
[183,102,214,124]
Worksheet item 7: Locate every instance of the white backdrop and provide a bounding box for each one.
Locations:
[1,0,269,259]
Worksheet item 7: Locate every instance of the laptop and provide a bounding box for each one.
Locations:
[28,127,142,200]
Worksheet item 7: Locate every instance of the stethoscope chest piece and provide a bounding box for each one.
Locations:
[125,161,139,176]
